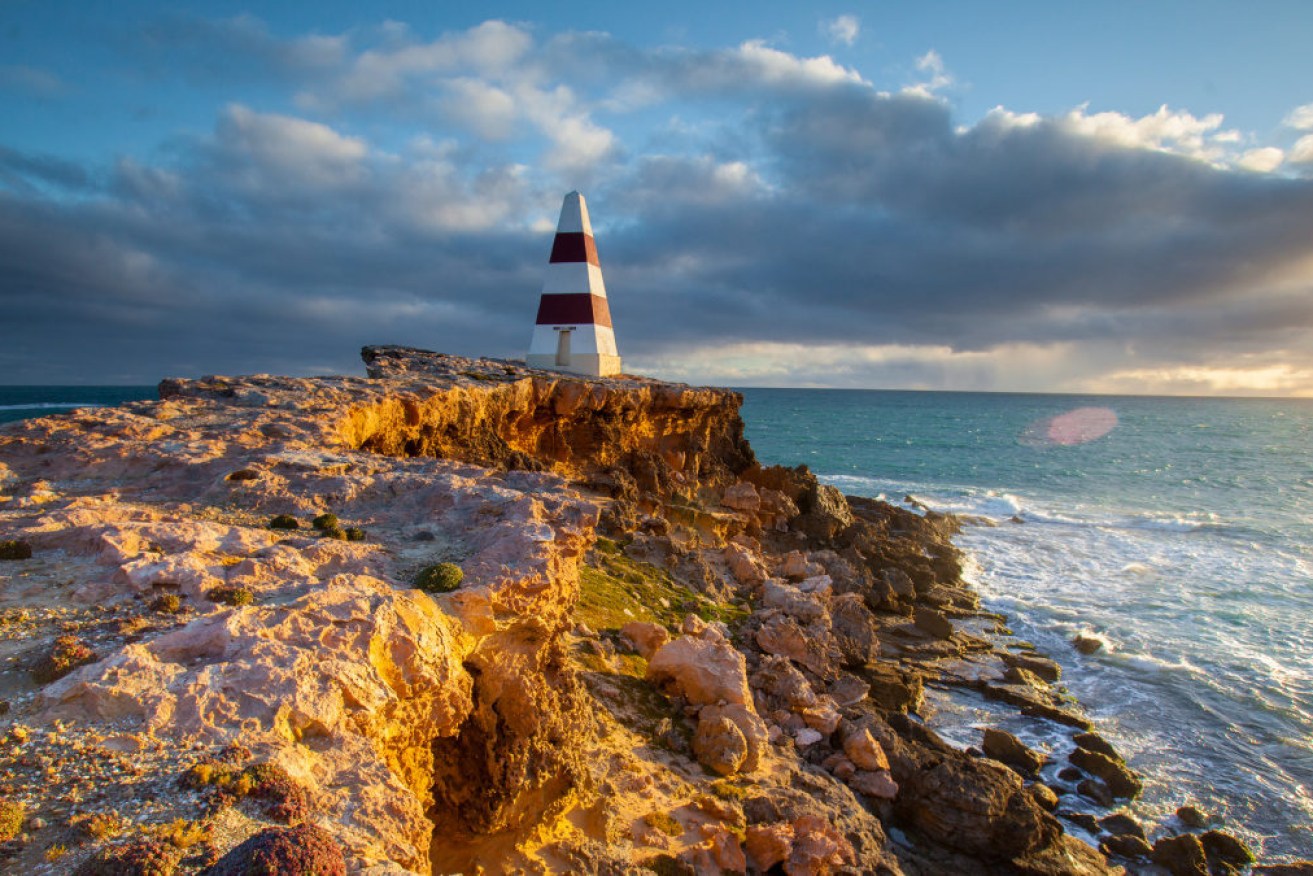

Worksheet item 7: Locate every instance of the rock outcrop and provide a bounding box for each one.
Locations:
[0,346,1236,875]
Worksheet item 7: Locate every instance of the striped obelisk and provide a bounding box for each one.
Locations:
[525,191,622,377]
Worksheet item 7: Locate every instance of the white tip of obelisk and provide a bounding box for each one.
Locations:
[556,191,592,235]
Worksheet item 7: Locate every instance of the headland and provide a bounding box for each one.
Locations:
[0,347,1270,874]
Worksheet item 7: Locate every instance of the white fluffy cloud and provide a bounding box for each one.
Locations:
[1283,103,1313,131]
[822,15,860,47]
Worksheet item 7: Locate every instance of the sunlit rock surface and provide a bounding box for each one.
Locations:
[0,346,1201,874]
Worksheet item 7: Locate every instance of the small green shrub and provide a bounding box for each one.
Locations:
[415,563,464,594]
[203,824,345,876]
[206,587,253,607]
[226,469,259,482]
[642,810,684,837]
[0,540,32,560]
[0,799,24,841]
[32,635,97,683]
[267,515,299,531]
[344,527,366,542]
[311,513,338,531]
[149,594,182,614]
[320,526,346,541]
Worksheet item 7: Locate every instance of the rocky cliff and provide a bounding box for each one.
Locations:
[0,348,1258,875]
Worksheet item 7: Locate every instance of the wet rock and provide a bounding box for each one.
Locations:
[1073,731,1121,760]
[1001,651,1063,682]
[693,714,749,776]
[1057,809,1101,835]
[981,728,1045,776]
[1098,812,1146,840]
[913,607,955,640]
[1069,747,1141,799]
[1072,634,1103,655]
[1152,833,1209,876]
[982,683,1093,730]
[1200,830,1256,869]
[1253,864,1313,875]
[1176,804,1210,828]
[1028,782,1059,811]
[1076,778,1114,807]
[1101,833,1153,859]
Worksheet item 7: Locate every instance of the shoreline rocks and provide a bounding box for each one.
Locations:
[0,346,1263,875]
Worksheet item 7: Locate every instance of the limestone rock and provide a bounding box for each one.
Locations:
[693,715,749,776]
[700,703,769,772]
[848,769,899,800]
[647,633,751,707]
[721,481,761,511]
[620,621,670,660]
[842,728,890,772]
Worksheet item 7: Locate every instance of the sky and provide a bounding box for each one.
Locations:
[3,1,1313,394]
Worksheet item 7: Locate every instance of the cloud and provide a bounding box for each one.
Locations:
[1284,103,1313,131]
[0,65,66,98]
[903,50,952,98]
[2,17,1313,395]
[822,15,860,47]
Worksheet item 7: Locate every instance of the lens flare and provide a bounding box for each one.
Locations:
[1021,406,1118,446]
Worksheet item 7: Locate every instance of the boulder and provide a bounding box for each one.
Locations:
[779,551,825,582]
[647,633,751,707]
[1100,834,1153,860]
[913,607,955,639]
[724,544,768,588]
[1200,830,1256,869]
[761,580,828,625]
[1027,783,1058,811]
[1068,748,1141,799]
[721,481,761,512]
[897,754,1058,861]
[842,728,890,772]
[701,703,769,772]
[1152,833,1209,876]
[744,823,792,873]
[981,728,1045,776]
[795,484,854,543]
[1072,634,1103,655]
[693,715,749,776]
[1098,812,1146,840]
[620,621,670,660]
[848,769,899,800]
[829,594,880,668]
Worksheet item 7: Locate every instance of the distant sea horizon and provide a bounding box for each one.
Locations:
[3,382,1311,858]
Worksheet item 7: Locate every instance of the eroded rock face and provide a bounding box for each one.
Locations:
[0,347,1129,876]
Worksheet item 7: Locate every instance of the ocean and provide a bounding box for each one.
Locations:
[740,387,1313,860]
[3,384,1310,858]
[0,386,157,425]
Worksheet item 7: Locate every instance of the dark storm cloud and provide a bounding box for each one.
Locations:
[3,18,1313,389]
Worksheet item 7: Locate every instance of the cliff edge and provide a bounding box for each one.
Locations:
[0,347,1215,874]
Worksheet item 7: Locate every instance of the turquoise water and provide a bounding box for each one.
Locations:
[0,386,156,425]
[740,388,1313,859]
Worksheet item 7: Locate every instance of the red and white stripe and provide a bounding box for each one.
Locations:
[526,192,622,376]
